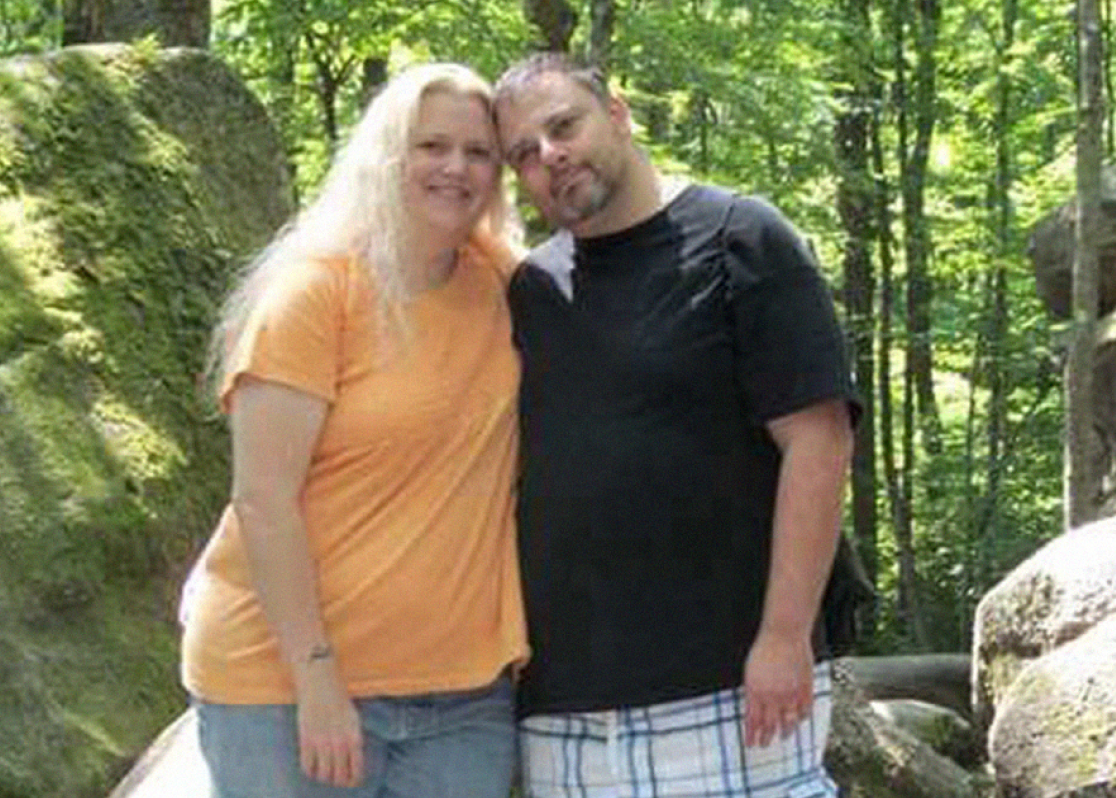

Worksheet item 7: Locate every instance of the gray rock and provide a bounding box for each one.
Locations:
[827,660,982,798]
[870,700,982,769]
[988,613,1116,797]
[109,709,209,798]
[972,518,1116,735]
[1028,167,1116,320]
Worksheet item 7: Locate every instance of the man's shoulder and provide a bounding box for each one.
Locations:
[510,230,575,300]
[525,229,575,271]
[677,183,784,225]
[668,184,791,243]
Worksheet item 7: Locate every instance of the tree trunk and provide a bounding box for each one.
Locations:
[1104,0,1114,158]
[62,0,103,44]
[523,0,577,52]
[899,351,928,647]
[312,59,341,151]
[892,0,942,463]
[1068,0,1105,527]
[693,89,712,172]
[873,75,905,646]
[361,58,388,107]
[261,33,300,203]
[892,0,930,649]
[904,0,942,458]
[588,0,615,70]
[843,653,972,721]
[63,0,210,47]
[835,0,878,613]
[970,0,1017,619]
[302,28,354,154]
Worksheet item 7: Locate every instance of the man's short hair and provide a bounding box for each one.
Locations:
[494,52,610,107]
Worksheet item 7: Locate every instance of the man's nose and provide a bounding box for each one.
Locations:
[539,136,566,166]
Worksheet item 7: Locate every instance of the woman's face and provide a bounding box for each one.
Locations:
[403,89,500,249]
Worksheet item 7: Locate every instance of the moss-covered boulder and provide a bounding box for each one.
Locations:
[972,518,1116,737]
[0,43,292,797]
[988,613,1116,797]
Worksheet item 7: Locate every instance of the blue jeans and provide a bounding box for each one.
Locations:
[195,674,515,798]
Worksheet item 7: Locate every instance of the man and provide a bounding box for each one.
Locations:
[495,53,858,798]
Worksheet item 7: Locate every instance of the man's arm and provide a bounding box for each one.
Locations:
[743,398,854,747]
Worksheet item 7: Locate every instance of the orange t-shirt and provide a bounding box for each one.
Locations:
[180,237,528,703]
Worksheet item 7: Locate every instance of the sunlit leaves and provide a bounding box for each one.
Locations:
[0,0,61,56]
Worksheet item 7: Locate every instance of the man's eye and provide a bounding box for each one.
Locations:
[551,116,575,136]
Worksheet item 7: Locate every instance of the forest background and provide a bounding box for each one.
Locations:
[0,0,1090,656]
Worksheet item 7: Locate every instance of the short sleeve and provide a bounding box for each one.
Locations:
[219,260,346,412]
[724,197,859,425]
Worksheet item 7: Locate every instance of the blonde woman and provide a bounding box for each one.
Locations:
[180,63,527,798]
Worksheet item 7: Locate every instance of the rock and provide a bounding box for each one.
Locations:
[846,653,972,722]
[0,43,292,798]
[972,518,1116,735]
[108,708,209,798]
[988,613,1116,797]
[870,700,982,769]
[826,660,982,798]
[1029,166,1116,320]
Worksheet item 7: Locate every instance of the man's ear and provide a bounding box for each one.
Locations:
[607,93,633,137]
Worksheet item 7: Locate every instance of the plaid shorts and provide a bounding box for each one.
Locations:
[519,662,836,798]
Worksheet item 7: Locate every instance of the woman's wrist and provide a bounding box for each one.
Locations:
[305,642,334,664]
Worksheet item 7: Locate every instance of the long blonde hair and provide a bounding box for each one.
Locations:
[208,63,510,396]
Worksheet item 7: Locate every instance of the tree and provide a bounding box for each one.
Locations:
[900,0,943,459]
[62,0,210,47]
[588,0,614,69]
[889,0,931,650]
[833,0,879,617]
[1067,0,1105,527]
[523,0,576,51]
[972,0,1016,592]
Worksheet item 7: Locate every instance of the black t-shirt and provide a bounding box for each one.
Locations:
[508,184,857,717]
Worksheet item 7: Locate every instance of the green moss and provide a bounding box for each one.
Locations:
[1005,666,1116,791]
[0,43,292,797]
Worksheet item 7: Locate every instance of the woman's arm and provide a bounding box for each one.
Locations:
[229,376,363,788]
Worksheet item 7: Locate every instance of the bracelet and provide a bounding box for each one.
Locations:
[306,643,333,663]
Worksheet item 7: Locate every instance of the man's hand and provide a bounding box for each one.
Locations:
[743,399,853,748]
[743,628,814,748]
[296,666,364,788]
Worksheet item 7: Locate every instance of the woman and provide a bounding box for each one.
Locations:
[179,63,527,798]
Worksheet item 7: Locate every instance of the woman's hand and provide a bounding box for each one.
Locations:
[295,656,364,787]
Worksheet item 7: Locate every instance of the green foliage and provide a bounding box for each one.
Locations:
[0,0,61,56]
[214,0,531,195]
[0,1,1087,772]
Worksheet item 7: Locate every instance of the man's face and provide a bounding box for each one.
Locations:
[496,72,630,234]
